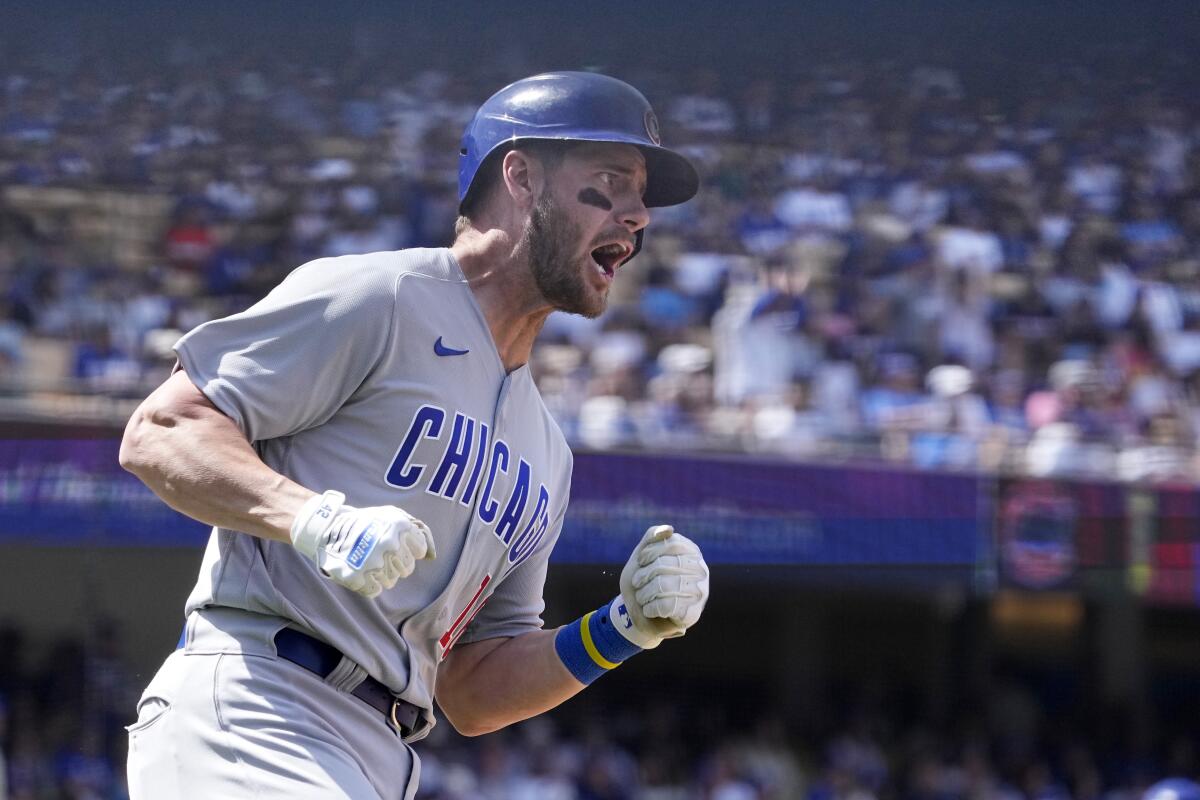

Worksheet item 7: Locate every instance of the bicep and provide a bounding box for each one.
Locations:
[157,367,226,417]
[129,368,237,436]
[121,368,250,469]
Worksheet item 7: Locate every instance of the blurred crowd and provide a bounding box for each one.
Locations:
[3,35,1200,481]
[1,619,1196,800]
[0,621,136,800]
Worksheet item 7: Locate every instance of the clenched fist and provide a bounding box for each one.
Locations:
[611,524,710,649]
[290,490,436,598]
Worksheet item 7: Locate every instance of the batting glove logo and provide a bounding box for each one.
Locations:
[346,522,380,569]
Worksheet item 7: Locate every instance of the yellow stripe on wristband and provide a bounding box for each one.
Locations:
[579,611,621,670]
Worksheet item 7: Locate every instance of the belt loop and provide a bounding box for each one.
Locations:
[325,657,367,693]
[272,627,423,739]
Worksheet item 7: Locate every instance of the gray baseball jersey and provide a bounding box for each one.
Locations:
[172,248,573,736]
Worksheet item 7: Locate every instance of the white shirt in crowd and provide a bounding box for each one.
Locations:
[1066,161,1123,213]
[964,149,1028,175]
[940,300,995,372]
[890,180,949,231]
[775,187,853,233]
[936,226,1004,274]
[668,93,737,134]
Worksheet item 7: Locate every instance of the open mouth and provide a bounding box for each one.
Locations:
[590,242,633,278]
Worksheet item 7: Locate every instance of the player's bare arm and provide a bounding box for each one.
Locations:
[436,525,709,736]
[119,369,312,542]
[436,630,577,736]
[121,369,436,598]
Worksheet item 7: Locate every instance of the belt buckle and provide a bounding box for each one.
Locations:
[389,697,409,737]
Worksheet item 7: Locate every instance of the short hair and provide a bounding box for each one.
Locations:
[456,139,573,231]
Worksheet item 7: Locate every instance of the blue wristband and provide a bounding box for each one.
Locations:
[554,600,643,685]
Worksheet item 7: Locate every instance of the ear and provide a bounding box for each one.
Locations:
[500,148,544,209]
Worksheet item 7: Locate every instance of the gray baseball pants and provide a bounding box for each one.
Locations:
[127,610,419,799]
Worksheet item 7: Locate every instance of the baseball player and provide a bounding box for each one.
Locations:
[120,72,710,799]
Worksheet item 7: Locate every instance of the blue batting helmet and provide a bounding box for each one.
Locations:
[1144,779,1200,800]
[457,71,699,212]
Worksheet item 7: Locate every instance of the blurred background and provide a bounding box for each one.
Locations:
[2,1,1200,798]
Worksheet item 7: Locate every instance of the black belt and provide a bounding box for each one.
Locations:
[273,627,421,738]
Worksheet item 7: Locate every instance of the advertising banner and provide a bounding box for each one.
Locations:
[0,439,210,546]
[0,443,987,583]
[562,452,985,577]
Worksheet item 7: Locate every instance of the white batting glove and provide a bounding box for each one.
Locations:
[290,490,436,598]
[611,524,710,650]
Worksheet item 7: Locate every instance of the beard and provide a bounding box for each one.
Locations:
[523,191,607,318]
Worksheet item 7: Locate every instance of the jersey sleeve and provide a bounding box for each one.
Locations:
[174,255,399,443]
[456,501,568,644]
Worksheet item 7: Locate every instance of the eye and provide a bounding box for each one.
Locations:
[598,172,621,187]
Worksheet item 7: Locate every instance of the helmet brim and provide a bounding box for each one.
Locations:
[522,135,700,208]
[639,144,700,208]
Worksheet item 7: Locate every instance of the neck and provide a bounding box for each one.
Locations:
[450,227,553,373]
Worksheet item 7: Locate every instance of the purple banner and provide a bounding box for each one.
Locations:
[0,442,985,584]
[0,440,209,546]
[559,452,986,573]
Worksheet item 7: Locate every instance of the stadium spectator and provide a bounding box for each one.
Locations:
[2,18,1200,484]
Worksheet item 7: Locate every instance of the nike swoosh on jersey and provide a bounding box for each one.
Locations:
[434,336,470,357]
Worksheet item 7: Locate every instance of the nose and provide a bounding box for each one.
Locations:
[618,195,650,233]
